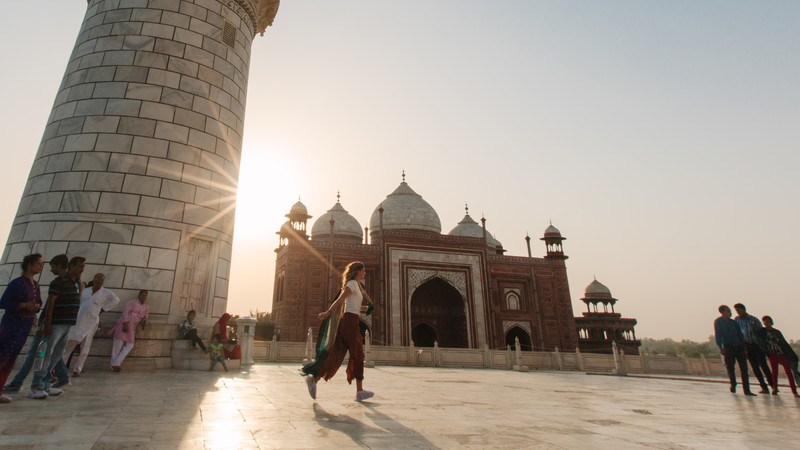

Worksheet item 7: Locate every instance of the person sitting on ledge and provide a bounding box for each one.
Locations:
[212,313,241,360]
[179,310,207,353]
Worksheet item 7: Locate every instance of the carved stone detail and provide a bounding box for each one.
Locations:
[255,0,280,35]
[502,320,532,335]
[407,269,467,299]
[228,0,256,31]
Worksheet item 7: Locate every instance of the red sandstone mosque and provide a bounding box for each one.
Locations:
[270,176,640,354]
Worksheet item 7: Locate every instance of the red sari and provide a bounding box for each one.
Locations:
[216,313,241,360]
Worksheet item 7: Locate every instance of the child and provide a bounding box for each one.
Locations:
[179,310,207,352]
[208,334,227,372]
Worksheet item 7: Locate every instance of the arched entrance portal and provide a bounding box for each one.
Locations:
[505,326,532,351]
[410,277,468,348]
[412,323,438,347]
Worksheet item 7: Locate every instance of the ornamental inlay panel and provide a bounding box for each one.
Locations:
[407,269,467,299]
[502,320,532,335]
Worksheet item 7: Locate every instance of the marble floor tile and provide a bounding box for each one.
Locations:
[1,365,799,449]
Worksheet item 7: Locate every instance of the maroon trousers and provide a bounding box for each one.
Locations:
[318,313,364,384]
[768,354,798,394]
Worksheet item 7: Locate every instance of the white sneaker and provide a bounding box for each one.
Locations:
[27,390,48,399]
[355,390,374,402]
[46,387,63,396]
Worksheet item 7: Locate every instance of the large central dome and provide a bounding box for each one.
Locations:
[369,181,441,235]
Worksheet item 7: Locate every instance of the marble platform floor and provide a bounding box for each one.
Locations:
[1,364,799,449]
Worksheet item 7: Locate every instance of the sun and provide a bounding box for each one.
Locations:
[233,146,302,244]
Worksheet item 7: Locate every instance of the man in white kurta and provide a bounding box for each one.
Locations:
[62,273,119,376]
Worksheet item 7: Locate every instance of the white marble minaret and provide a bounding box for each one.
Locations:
[0,0,279,324]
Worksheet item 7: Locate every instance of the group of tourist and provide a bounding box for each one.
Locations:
[0,253,149,403]
[179,309,241,371]
[714,303,799,397]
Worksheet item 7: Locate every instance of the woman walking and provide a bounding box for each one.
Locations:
[0,254,43,403]
[302,261,374,402]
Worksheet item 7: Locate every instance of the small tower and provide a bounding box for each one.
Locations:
[277,200,311,247]
[574,278,640,355]
[540,223,567,259]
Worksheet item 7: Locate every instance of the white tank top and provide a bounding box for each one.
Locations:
[343,279,363,314]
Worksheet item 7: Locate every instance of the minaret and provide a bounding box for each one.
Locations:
[540,222,567,260]
[0,1,280,322]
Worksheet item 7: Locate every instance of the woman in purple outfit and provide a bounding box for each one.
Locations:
[0,254,44,403]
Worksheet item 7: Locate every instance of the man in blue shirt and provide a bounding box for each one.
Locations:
[734,302,774,393]
[714,305,755,396]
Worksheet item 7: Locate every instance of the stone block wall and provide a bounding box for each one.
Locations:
[0,0,262,323]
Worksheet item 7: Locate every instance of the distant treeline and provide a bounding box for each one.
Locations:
[640,336,800,357]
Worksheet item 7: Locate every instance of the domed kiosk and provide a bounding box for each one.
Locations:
[575,278,640,355]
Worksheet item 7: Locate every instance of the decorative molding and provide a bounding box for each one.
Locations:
[502,320,532,335]
[407,269,467,300]
[255,0,280,35]
[227,0,256,33]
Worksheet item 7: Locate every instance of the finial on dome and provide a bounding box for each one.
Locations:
[465,203,469,215]
[336,190,341,203]
[402,170,406,182]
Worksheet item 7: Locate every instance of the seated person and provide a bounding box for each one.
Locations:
[212,313,241,360]
[179,310,207,352]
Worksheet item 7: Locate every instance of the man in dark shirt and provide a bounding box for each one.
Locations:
[714,304,755,396]
[2,254,68,393]
[734,302,774,393]
[27,256,85,399]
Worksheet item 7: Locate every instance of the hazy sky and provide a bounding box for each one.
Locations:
[1,1,798,341]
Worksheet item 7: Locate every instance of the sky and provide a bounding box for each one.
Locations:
[1,1,798,341]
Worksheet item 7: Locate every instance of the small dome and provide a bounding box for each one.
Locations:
[311,200,363,242]
[449,213,502,249]
[584,278,612,298]
[369,181,441,234]
[544,224,561,237]
[288,200,309,217]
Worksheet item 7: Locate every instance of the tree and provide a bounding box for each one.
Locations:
[640,336,718,357]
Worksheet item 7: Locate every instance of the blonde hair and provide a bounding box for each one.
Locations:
[341,261,365,289]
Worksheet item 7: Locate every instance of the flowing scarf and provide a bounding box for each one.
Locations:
[301,290,344,378]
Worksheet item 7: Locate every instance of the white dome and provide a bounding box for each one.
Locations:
[448,213,502,249]
[369,182,441,234]
[288,200,308,216]
[544,224,561,236]
[584,278,612,298]
[311,201,363,242]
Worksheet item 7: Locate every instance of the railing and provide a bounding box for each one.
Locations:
[249,334,727,378]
